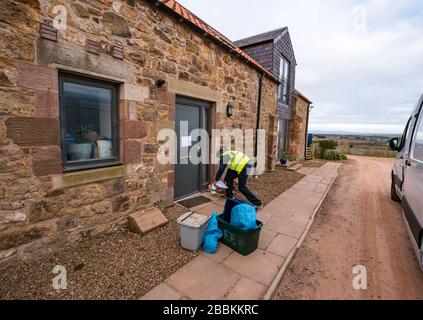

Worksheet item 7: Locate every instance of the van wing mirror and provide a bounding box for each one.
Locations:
[389,137,401,151]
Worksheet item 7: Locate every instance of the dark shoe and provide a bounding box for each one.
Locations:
[253,202,263,210]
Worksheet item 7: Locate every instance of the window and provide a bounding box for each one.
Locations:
[412,113,423,162]
[278,57,290,104]
[398,117,412,151]
[59,73,119,171]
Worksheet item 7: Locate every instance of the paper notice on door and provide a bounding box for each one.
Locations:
[181,136,192,148]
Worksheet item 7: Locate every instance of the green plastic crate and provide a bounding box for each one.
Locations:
[217,214,263,256]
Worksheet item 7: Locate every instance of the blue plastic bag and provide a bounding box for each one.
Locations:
[230,204,257,231]
[203,213,223,254]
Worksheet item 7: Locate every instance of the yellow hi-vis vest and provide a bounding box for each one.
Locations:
[223,151,250,174]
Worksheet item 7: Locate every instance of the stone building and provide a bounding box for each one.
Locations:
[288,90,312,161]
[0,0,279,268]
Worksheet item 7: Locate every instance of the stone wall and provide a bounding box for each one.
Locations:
[0,0,278,268]
[288,93,310,161]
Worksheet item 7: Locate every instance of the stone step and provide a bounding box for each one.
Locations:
[306,147,313,160]
[129,208,168,235]
[286,161,299,168]
[288,163,304,171]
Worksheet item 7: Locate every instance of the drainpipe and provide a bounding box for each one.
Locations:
[304,102,311,159]
[254,73,264,166]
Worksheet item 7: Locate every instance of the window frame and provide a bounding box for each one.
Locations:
[278,56,290,104]
[411,105,423,163]
[398,116,412,152]
[59,72,120,172]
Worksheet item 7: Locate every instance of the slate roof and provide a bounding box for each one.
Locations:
[234,27,288,48]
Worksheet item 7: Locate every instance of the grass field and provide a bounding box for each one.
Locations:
[313,134,398,159]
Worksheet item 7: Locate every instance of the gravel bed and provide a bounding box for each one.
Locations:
[300,160,326,168]
[0,205,197,300]
[0,169,304,300]
[240,167,305,205]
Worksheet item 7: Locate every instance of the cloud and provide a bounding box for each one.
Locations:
[177,0,423,134]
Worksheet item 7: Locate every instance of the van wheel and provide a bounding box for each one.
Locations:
[391,178,401,202]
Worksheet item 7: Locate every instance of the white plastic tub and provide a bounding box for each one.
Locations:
[177,212,209,251]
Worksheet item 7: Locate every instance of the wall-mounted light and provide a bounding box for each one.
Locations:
[227,103,234,118]
[156,79,166,88]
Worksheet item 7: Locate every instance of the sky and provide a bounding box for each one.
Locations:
[177,0,423,134]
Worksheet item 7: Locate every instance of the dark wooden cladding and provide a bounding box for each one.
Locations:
[40,23,58,42]
[236,29,297,121]
[86,39,101,55]
[112,43,124,60]
[241,42,274,74]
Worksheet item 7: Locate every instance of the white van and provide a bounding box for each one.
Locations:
[390,94,423,269]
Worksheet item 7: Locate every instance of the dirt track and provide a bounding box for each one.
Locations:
[273,156,423,300]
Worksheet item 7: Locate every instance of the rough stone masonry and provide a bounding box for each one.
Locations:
[0,0,278,269]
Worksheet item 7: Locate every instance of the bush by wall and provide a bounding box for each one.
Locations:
[319,140,338,158]
[323,149,347,161]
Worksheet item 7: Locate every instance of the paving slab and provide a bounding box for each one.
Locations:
[225,277,267,300]
[302,175,324,183]
[196,203,224,217]
[265,215,307,239]
[165,256,241,300]
[203,244,233,263]
[257,211,272,224]
[140,283,182,300]
[298,167,317,175]
[321,177,334,185]
[314,183,329,194]
[201,192,220,201]
[223,250,285,286]
[258,228,278,250]
[266,234,298,258]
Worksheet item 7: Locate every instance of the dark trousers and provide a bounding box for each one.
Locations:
[224,168,262,206]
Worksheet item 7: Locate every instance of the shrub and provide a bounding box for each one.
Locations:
[319,140,338,158]
[323,149,347,161]
[288,154,297,162]
[280,152,289,161]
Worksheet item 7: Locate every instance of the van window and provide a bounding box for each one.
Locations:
[399,117,412,151]
[412,115,423,161]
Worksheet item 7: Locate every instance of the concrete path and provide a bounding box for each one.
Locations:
[141,162,342,300]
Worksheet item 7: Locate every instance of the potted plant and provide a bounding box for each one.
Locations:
[67,125,94,161]
[280,152,289,165]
